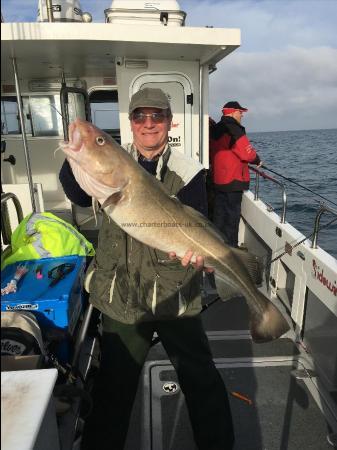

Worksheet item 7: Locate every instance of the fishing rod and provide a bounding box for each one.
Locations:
[261,164,337,208]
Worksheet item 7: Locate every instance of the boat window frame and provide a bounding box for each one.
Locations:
[60,85,91,141]
[1,91,89,139]
[1,95,33,136]
[88,86,121,143]
[28,93,64,137]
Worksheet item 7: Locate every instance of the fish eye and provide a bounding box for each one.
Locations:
[96,136,105,146]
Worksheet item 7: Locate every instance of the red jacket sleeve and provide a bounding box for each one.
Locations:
[232,135,260,164]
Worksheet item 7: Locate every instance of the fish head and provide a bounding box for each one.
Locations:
[61,119,128,202]
[63,119,121,180]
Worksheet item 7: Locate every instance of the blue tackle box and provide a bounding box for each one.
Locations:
[1,255,86,342]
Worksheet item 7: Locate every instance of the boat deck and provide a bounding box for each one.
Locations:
[122,294,336,450]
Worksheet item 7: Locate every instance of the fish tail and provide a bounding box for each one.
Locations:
[213,270,290,343]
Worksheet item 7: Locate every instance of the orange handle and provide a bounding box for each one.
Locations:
[230,391,253,405]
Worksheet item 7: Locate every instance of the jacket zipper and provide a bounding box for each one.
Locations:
[177,281,187,316]
[124,236,133,315]
[151,274,160,315]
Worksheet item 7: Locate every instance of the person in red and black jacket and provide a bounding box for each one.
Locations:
[209,101,262,247]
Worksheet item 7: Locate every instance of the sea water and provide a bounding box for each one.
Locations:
[249,128,337,258]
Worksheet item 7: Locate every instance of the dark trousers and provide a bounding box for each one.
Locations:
[81,315,234,450]
[212,190,243,247]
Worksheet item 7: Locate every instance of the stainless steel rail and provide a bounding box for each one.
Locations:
[312,204,337,249]
[1,192,24,246]
[46,0,54,22]
[1,192,24,220]
[12,58,37,213]
[249,165,287,223]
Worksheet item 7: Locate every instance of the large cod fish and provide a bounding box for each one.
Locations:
[61,119,289,342]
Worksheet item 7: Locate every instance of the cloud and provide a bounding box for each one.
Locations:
[209,46,337,131]
[180,1,337,130]
[180,0,337,51]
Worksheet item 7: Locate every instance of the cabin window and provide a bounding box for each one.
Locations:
[89,90,120,143]
[29,95,63,136]
[1,96,32,135]
[1,95,64,137]
[2,92,117,138]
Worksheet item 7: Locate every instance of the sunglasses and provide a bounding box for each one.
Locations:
[131,112,169,124]
[48,263,75,287]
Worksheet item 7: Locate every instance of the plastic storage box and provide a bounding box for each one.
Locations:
[1,256,86,362]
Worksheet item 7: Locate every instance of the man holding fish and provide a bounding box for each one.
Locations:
[60,88,288,449]
[60,88,236,449]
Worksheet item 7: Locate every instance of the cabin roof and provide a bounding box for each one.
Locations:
[1,22,240,81]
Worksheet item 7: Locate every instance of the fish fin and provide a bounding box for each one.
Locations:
[215,262,290,342]
[169,197,227,242]
[180,203,227,241]
[230,248,263,285]
[100,191,123,210]
[249,293,290,343]
[213,273,243,302]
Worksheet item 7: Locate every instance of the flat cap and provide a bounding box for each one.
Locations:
[129,88,171,115]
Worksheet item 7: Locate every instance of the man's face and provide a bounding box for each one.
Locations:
[130,107,172,154]
[232,110,244,124]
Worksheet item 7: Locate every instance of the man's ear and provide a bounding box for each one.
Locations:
[168,115,173,131]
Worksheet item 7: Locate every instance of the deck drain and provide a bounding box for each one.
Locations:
[162,381,179,394]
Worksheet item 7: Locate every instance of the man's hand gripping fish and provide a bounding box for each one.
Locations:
[61,119,289,342]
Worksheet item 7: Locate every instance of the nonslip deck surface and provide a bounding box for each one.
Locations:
[125,361,333,450]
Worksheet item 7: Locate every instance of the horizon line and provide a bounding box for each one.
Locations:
[249,127,337,134]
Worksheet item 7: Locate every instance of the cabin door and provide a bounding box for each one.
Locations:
[130,73,193,158]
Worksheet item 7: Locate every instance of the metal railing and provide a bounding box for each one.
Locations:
[1,192,24,246]
[46,0,54,22]
[249,165,287,223]
[311,204,337,249]
[70,202,102,231]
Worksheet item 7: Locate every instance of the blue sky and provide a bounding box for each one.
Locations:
[2,0,337,131]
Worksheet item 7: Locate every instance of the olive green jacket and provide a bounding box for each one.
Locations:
[85,144,204,324]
